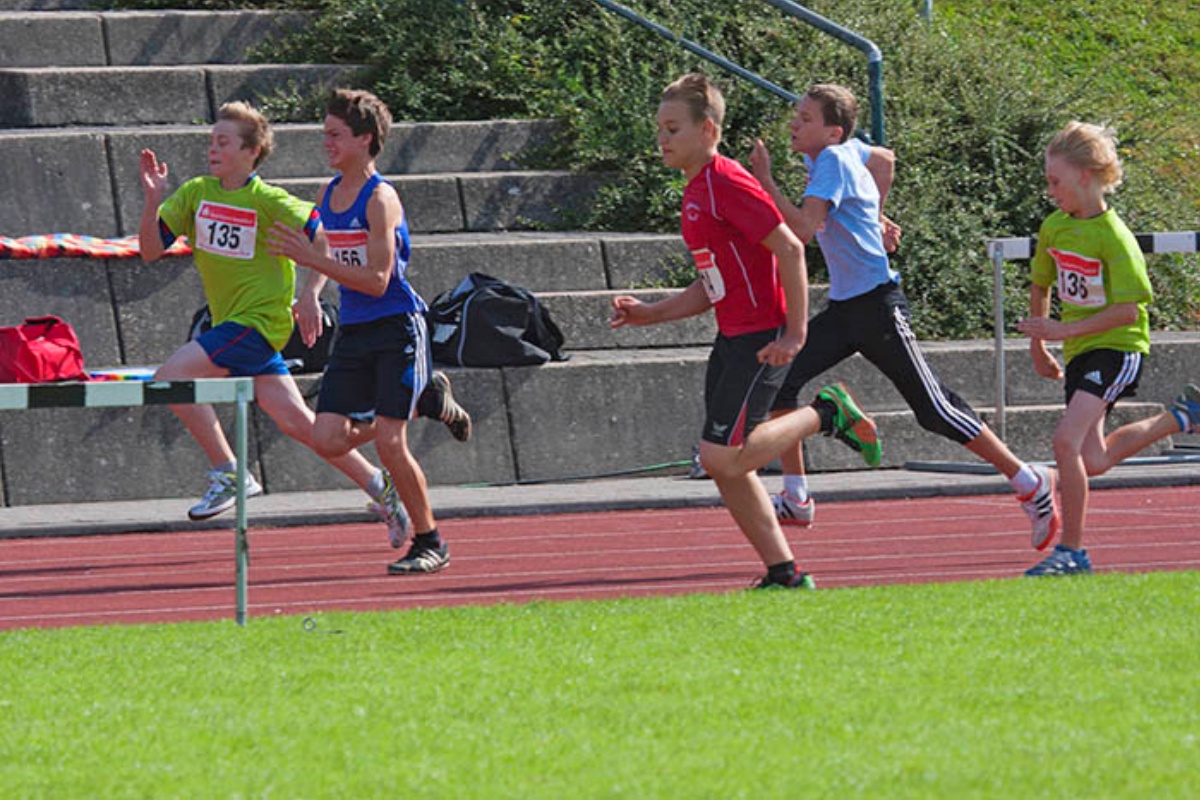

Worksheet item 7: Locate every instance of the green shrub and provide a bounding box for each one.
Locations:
[108,0,1200,337]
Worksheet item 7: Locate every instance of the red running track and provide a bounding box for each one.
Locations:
[2,485,1197,630]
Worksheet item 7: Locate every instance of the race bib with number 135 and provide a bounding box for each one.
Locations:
[195,201,257,260]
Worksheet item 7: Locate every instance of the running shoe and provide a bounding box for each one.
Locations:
[368,470,410,549]
[688,444,709,479]
[773,492,815,527]
[1019,464,1060,551]
[422,371,472,442]
[1172,383,1200,434]
[753,571,817,590]
[387,538,450,574]
[188,469,263,521]
[816,383,882,467]
[1024,545,1092,577]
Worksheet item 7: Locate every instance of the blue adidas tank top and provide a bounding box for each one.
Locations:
[319,173,426,324]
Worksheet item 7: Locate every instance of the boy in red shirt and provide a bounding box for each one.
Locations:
[611,74,878,588]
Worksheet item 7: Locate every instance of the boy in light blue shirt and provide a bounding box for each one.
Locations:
[751,83,1060,548]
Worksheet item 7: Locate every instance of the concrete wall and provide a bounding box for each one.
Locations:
[0,256,1194,506]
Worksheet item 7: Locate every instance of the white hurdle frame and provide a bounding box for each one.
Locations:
[0,377,257,625]
[986,231,1200,441]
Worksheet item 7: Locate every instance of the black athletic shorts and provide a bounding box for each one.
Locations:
[701,327,789,447]
[317,312,431,421]
[1064,348,1143,411]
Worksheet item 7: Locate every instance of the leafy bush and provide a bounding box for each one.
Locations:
[107,0,1199,337]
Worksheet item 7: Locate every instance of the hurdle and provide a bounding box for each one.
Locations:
[987,230,1200,440]
[0,378,257,625]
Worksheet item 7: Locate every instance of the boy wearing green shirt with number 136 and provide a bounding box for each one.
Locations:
[1018,121,1200,577]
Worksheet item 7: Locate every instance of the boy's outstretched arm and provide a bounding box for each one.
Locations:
[137,149,168,263]
[1020,283,1063,380]
[756,223,807,366]
[866,146,901,252]
[749,139,828,244]
[610,279,711,328]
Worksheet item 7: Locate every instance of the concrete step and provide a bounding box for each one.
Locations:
[0,234,691,367]
[0,0,94,9]
[0,352,1183,506]
[3,247,1197,398]
[275,170,614,234]
[0,120,563,237]
[0,64,361,127]
[0,10,306,68]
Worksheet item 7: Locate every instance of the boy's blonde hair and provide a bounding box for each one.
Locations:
[805,84,857,144]
[1047,121,1123,193]
[661,73,726,131]
[217,101,273,169]
[327,88,393,157]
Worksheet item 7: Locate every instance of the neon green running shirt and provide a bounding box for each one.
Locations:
[158,175,316,351]
[1030,208,1152,364]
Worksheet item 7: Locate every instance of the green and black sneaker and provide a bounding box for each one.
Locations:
[753,571,817,590]
[816,383,882,467]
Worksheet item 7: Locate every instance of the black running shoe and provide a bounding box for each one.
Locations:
[423,371,472,442]
[752,571,816,590]
[387,539,450,575]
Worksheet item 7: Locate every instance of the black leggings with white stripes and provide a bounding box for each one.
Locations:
[772,281,983,445]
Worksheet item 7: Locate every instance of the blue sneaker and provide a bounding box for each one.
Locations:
[1024,545,1092,577]
[1172,384,1200,434]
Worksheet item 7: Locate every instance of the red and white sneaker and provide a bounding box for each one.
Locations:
[772,492,815,528]
[1019,464,1060,551]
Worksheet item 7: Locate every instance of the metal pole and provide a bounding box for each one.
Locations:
[591,0,799,103]
[991,242,1007,441]
[760,0,886,145]
[234,379,251,626]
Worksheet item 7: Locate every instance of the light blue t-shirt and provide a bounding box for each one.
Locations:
[803,137,899,300]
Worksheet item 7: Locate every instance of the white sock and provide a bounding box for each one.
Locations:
[783,475,809,503]
[1010,464,1039,496]
[214,460,236,474]
[367,470,387,500]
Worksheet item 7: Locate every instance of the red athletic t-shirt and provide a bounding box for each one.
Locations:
[680,154,786,336]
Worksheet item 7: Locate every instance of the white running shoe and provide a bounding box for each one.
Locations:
[1019,464,1060,551]
[188,469,263,521]
[368,470,410,549]
[773,492,815,527]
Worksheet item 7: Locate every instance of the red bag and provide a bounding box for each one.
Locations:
[0,316,88,383]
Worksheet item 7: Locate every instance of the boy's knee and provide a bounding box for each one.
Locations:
[698,445,744,482]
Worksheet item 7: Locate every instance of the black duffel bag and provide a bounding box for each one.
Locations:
[428,272,566,367]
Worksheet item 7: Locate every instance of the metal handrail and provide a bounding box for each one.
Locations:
[760,0,886,145]
[589,0,798,103]
[590,0,886,145]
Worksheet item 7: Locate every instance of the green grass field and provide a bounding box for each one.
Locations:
[3,571,1197,798]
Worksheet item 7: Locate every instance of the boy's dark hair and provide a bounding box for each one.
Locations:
[326,88,393,157]
[806,84,858,144]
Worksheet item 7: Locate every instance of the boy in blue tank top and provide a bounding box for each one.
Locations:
[267,89,457,575]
